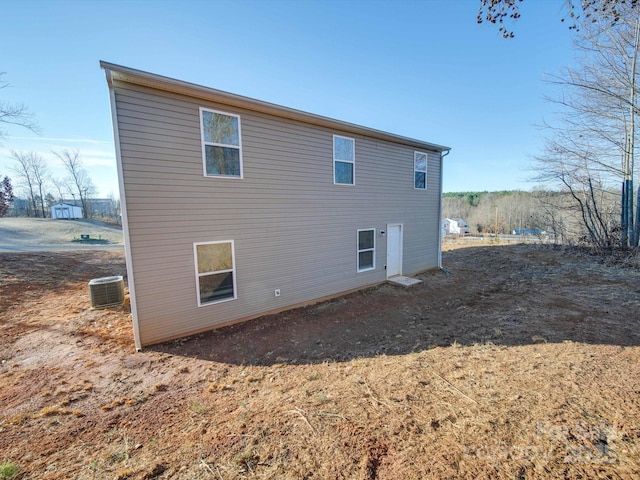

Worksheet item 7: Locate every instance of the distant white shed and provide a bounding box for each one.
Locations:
[51,203,82,219]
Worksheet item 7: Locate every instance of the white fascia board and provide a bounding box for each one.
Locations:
[104,65,142,351]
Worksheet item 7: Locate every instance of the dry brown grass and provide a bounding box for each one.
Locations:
[1,246,640,478]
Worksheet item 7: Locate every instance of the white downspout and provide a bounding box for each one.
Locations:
[438,149,451,269]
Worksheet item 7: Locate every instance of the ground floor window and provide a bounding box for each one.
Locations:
[194,240,237,306]
[357,228,375,272]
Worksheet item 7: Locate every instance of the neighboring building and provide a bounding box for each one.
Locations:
[443,218,469,235]
[51,203,82,219]
[56,198,118,219]
[101,61,450,349]
[87,198,118,218]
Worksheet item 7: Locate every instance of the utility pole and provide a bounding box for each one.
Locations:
[632,17,640,247]
[621,17,639,248]
[623,131,633,247]
[622,18,640,247]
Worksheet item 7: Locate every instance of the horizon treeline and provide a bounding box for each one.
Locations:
[442,190,571,237]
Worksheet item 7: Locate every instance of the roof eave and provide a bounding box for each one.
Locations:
[99,61,450,154]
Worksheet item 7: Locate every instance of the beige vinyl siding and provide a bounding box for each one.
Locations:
[111,81,443,346]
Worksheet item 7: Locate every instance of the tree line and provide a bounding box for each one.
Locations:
[461,1,640,251]
[1,148,119,220]
[6,149,114,219]
[531,2,640,250]
[443,190,601,245]
[3,1,640,244]
[0,71,118,220]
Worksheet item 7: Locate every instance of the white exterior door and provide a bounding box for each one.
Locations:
[386,223,403,278]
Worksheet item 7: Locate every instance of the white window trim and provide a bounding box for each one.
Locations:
[357,228,376,272]
[333,134,355,185]
[199,107,244,179]
[193,240,238,307]
[414,151,428,190]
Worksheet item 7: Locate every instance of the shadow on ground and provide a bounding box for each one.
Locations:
[151,244,640,366]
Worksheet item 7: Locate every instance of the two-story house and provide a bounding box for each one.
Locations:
[101,62,450,349]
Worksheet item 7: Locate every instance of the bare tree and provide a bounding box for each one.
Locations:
[50,176,67,203]
[443,190,550,235]
[11,150,36,216]
[478,0,638,38]
[31,154,49,218]
[53,149,96,219]
[0,72,39,141]
[11,150,50,218]
[533,125,623,248]
[532,5,640,248]
[532,190,569,244]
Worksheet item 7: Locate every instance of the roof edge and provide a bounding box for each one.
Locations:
[99,61,450,153]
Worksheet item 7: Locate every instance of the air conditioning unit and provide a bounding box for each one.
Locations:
[89,276,124,309]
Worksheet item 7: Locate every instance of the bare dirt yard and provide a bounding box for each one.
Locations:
[1,244,640,479]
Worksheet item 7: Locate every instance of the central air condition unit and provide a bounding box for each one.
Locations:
[89,276,125,309]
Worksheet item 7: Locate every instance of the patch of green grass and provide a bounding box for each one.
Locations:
[0,462,20,480]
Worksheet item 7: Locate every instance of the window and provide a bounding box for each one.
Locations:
[334,135,355,185]
[357,229,375,272]
[414,151,427,189]
[200,108,243,178]
[194,240,237,306]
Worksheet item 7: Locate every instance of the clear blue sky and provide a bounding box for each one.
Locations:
[1,0,574,197]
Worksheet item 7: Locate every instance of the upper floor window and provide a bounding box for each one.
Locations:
[414,151,427,189]
[200,108,243,178]
[334,135,355,185]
